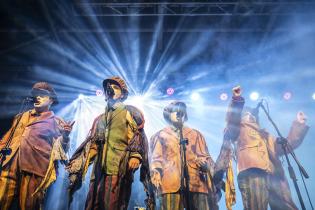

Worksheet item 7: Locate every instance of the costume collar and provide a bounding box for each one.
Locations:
[28,109,54,124]
[109,101,124,110]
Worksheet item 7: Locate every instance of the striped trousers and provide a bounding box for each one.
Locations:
[157,192,210,210]
[0,153,44,210]
[238,168,298,210]
[85,175,132,210]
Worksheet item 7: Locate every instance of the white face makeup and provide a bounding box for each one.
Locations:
[242,112,257,123]
[170,112,179,123]
[34,95,53,112]
[105,83,123,101]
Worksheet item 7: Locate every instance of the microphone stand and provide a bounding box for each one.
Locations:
[0,97,32,174]
[177,117,191,210]
[91,101,110,210]
[260,103,308,210]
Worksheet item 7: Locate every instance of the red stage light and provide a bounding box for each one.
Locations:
[283,92,292,100]
[166,87,174,95]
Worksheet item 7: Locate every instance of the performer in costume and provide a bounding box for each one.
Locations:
[216,85,309,210]
[150,101,219,210]
[67,76,154,210]
[0,82,74,210]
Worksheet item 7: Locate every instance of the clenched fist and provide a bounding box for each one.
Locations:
[232,85,242,97]
[128,157,140,170]
[296,111,307,124]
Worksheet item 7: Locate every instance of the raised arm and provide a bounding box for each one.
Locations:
[276,111,309,156]
[225,86,245,142]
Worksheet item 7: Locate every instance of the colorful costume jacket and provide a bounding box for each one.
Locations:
[225,96,309,175]
[0,109,69,193]
[150,126,215,194]
[67,103,153,208]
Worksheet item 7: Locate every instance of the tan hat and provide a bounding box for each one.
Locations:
[31,82,58,105]
[102,76,129,101]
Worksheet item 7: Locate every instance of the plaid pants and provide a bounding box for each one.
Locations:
[157,192,210,210]
[238,168,298,210]
[0,154,44,210]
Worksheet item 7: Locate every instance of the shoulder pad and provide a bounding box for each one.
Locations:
[125,105,145,129]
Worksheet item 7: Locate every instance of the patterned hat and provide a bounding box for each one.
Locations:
[102,76,129,101]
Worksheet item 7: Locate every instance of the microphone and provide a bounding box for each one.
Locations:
[25,97,35,103]
[173,103,186,121]
[176,111,185,120]
[252,99,263,117]
[106,83,114,98]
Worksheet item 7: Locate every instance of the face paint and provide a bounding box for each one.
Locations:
[105,83,123,101]
[242,112,257,123]
[170,112,179,123]
[34,95,53,112]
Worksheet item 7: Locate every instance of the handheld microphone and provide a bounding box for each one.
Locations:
[173,103,186,121]
[252,99,263,117]
[106,83,114,98]
[25,97,35,103]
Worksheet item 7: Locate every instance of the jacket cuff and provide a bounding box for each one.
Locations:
[232,96,245,103]
[129,152,142,161]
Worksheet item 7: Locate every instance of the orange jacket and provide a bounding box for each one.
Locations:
[226,97,309,175]
[150,126,214,194]
[0,109,68,177]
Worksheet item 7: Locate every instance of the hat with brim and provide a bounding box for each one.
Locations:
[102,76,128,101]
[31,82,59,105]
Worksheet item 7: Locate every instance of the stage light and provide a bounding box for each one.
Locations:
[127,95,147,110]
[312,93,315,100]
[283,91,292,100]
[166,87,174,96]
[250,92,259,101]
[191,92,201,101]
[220,93,228,101]
[95,89,103,96]
[78,94,84,100]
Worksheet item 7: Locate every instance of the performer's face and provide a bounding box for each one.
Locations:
[105,83,123,101]
[242,112,256,123]
[169,111,186,127]
[170,112,179,123]
[33,95,53,112]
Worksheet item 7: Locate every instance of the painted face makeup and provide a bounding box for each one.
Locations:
[242,112,257,123]
[105,83,123,101]
[33,95,53,112]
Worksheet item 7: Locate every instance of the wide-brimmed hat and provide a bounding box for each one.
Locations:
[31,82,58,105]
[102,76,128,101]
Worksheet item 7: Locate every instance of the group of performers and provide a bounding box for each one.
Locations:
[0,76,309,210]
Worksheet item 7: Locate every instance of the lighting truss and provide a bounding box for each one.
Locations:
[74,1,315,17]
